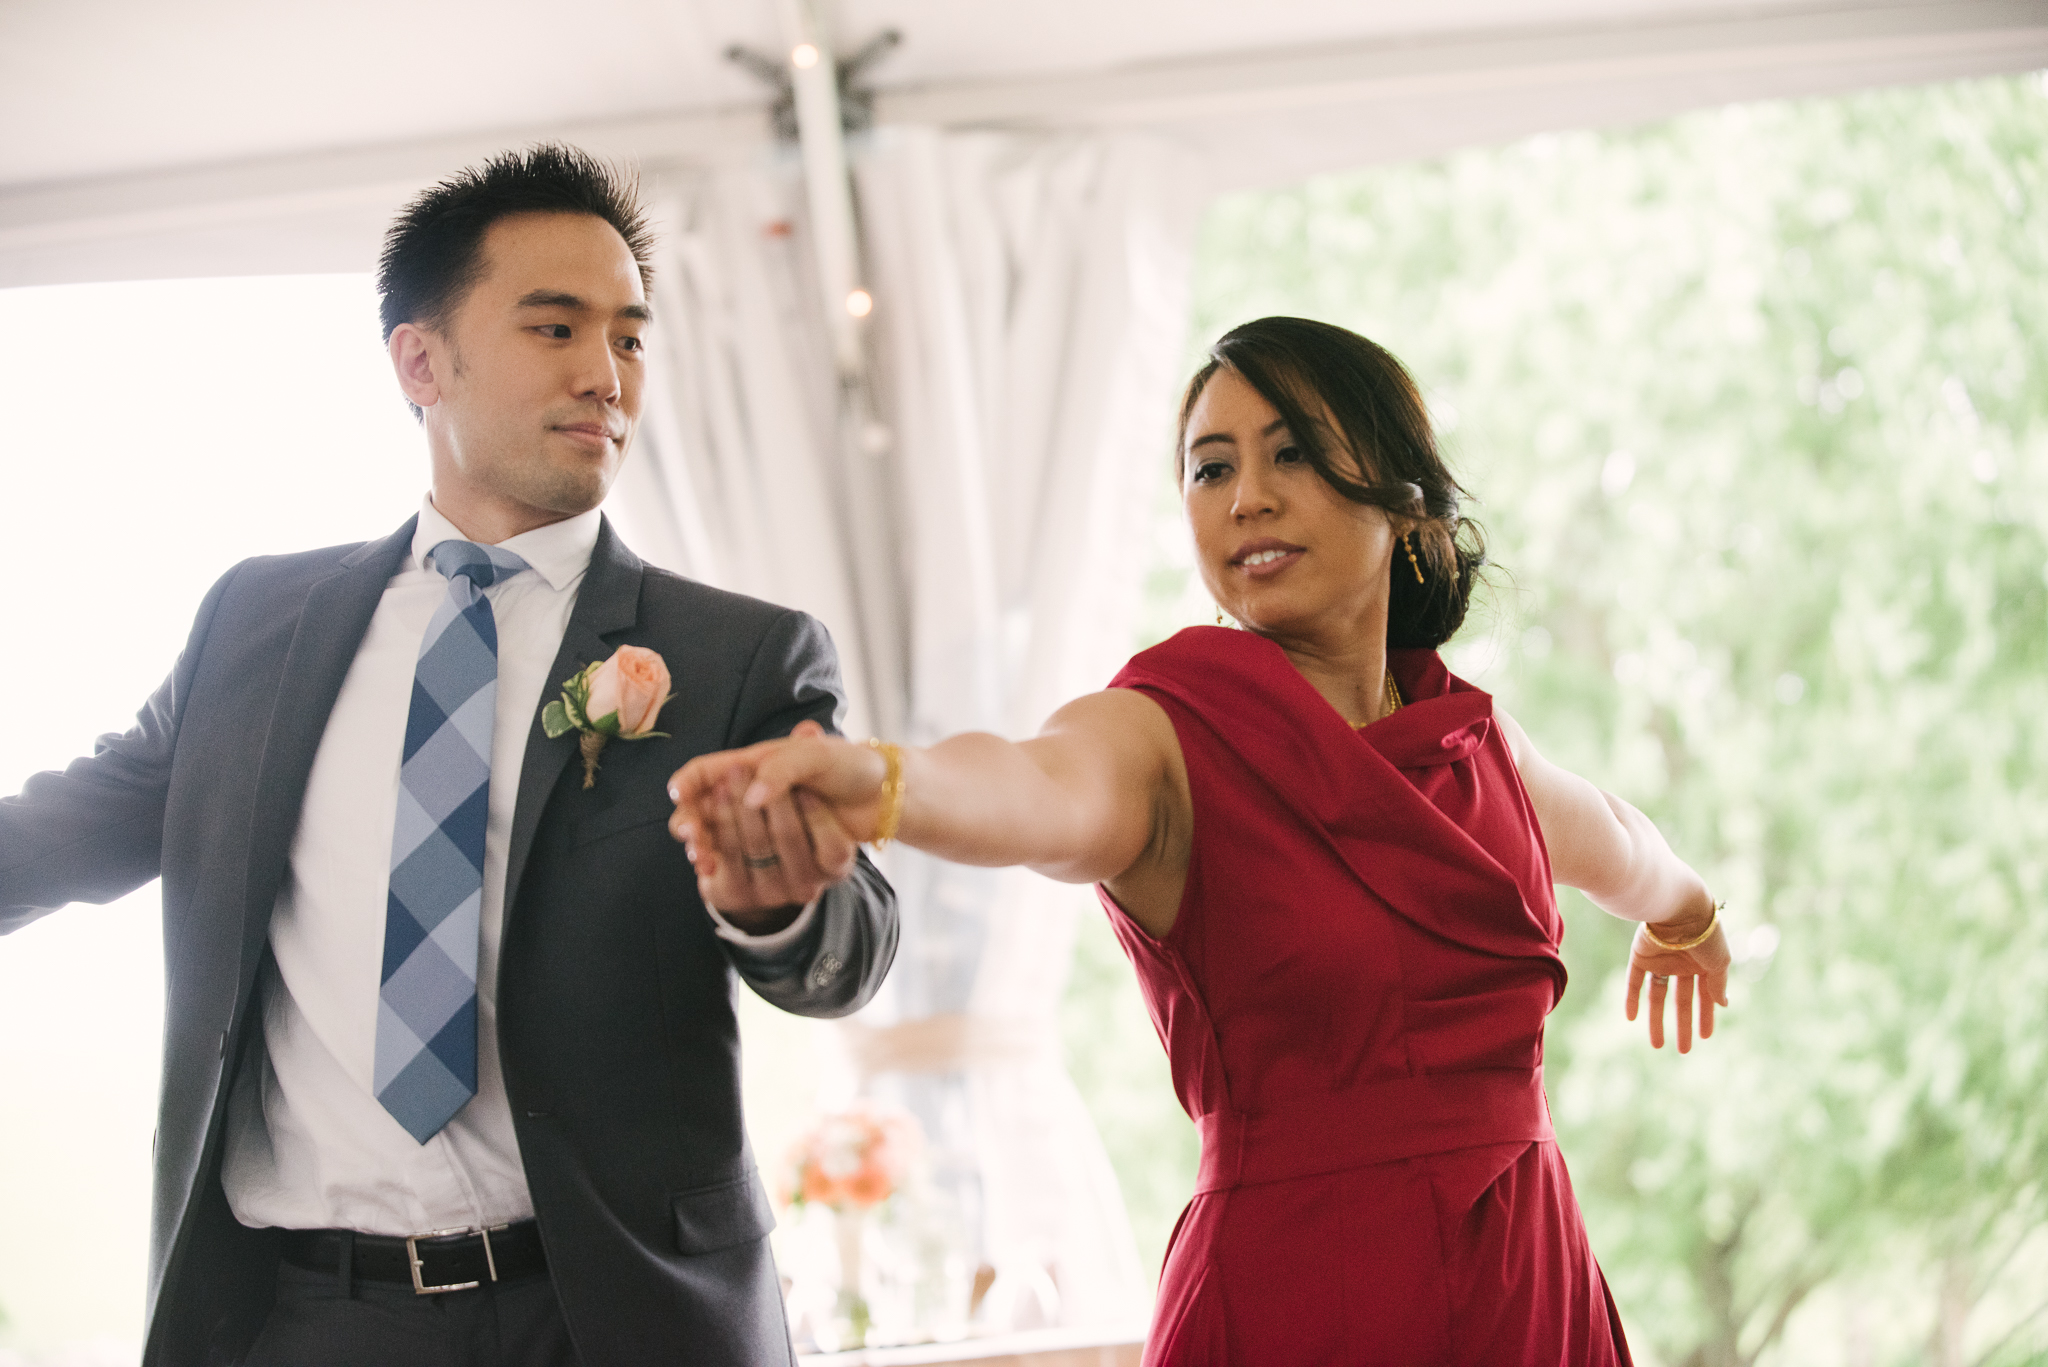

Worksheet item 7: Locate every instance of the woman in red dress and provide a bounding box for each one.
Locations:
[671,317,1732,1365]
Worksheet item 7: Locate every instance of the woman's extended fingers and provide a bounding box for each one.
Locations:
[1627,919,1736,1051]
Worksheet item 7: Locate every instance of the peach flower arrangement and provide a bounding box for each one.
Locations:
[780,1102,924,1350]
[780,1100,923,1212]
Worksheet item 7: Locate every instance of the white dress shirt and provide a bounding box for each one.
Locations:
[223,496,812,1235]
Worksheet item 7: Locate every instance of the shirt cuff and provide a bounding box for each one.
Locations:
[706,895,821,952]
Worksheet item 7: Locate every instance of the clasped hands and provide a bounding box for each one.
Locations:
[667,722,886,928]
[674,725,1736,1056]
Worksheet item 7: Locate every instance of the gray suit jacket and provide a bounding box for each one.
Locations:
[0,515,898,1365]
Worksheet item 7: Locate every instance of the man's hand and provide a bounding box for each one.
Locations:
[668,721,860,929]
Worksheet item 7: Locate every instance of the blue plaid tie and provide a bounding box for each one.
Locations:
[375,539,529,1144]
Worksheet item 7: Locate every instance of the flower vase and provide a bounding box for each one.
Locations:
[834,1205,873,1349]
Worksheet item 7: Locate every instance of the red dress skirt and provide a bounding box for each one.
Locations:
[1103,628,1631,1366]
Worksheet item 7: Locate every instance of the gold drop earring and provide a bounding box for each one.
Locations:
[1215,605,1229,626]
[1403,532,1425,584]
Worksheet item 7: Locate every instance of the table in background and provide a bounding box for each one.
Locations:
[799,1326,1146,1367]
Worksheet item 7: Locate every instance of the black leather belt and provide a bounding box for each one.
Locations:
[281,1219,548,1295]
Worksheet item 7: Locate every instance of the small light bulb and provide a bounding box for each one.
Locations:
[791,43,820,69]
[845,289,873,318]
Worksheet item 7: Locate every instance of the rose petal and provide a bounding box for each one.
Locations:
[585,655,623,733]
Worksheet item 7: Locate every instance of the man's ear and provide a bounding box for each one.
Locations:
[389,323,443,410]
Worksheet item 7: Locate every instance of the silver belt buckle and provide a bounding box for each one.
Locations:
[406,1223,506,1295]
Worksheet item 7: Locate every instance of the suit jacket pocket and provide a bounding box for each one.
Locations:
[573,796,676,849]
[672,1172,775,1256]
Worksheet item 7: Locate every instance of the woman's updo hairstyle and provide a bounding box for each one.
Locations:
[1176,316,1486,650]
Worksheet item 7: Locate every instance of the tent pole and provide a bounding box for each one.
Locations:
[779,0,869,383]
[776,0,909,743]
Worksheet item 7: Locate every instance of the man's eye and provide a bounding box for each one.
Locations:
[538,324,572,340]
[618,335,644,353]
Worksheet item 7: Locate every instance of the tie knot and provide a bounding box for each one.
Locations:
[427,539,529,589]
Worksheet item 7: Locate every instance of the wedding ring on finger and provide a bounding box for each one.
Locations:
[743,853,782,870]
[1652,974,1671,985]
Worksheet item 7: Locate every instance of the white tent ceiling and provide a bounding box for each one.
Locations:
[3,0,2045,289]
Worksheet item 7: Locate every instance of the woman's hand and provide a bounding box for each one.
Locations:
[1625,912,1732,1052]
[666,721,881,917]
[1493,707,1734,1054]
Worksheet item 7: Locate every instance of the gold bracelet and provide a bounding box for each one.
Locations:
[864,738,905,848]
[1642,901,1722,953]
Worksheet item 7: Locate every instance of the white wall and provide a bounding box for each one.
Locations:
[0,275,424,1356]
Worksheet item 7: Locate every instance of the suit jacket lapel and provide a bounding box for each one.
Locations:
[502,515,644,919]
[239,517,417,978]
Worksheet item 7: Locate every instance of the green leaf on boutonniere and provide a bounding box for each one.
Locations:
[588,710,623,738]
[541,699,575,739]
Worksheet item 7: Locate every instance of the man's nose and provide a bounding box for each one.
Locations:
[572,338,622,403]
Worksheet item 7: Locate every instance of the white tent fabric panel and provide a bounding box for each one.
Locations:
[607,129,1196,1322]
[859,130,1203,741]
[607,159,886,731]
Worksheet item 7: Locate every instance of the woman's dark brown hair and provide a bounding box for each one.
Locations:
[1177,316,1486,649]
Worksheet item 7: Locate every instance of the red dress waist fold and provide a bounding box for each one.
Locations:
[1194,1067,1555,1193]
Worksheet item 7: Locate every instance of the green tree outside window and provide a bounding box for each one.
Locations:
[1066,71,2048,1367]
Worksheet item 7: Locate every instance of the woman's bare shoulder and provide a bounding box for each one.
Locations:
[1491,701,1539,772]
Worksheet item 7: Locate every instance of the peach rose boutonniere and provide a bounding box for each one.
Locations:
[541,645,675,789]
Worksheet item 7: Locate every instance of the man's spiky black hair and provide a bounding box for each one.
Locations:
[376,143,655,346]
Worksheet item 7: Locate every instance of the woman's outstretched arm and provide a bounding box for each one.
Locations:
[1494,707,1732,1052]
[668,688,1182,902]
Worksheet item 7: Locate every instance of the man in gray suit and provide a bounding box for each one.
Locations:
[0,144,896,1365]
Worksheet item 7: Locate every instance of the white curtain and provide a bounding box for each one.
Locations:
[608,127,1202,1328]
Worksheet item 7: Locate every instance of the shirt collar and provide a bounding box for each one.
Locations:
[410,494,603,593]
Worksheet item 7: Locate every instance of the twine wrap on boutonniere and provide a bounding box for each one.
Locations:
[541,645,674,789]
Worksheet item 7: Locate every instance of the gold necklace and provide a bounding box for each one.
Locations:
[1353,670,1402,728]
